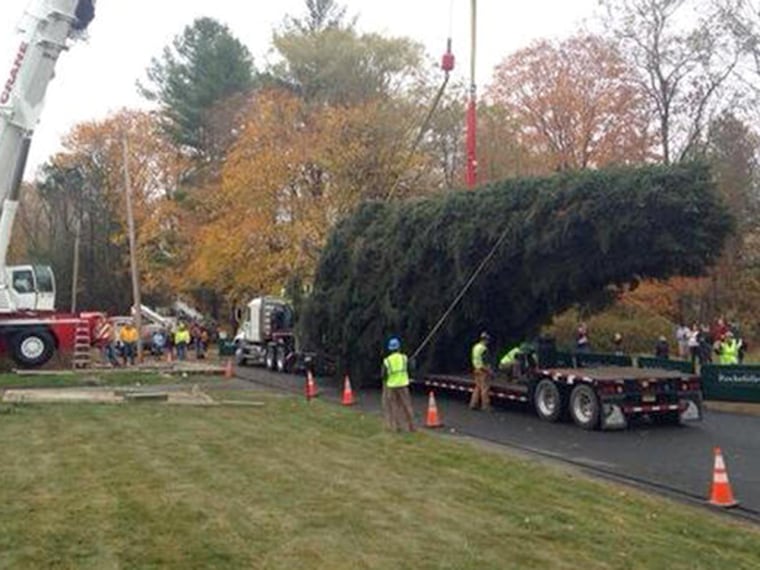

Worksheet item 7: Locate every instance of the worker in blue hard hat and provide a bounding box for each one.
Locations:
[382,336,415,432]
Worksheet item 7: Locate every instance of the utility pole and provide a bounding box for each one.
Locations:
[70,216,80,313]
[465,0,478,189]
[122,133,143,362]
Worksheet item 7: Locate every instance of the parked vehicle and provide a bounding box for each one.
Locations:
[0,1,99,368]
[234,296,328,373]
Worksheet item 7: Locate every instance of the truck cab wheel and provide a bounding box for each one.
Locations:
[569,384,600,430]
[234,347,247,366]
[275,346,287,373]
[534,379,563,422]
[11,328,55,368]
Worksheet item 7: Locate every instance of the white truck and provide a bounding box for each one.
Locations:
[234,296,301,372]
[0,0,99,367]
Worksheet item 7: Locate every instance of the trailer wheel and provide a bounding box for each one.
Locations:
[534,379,562,422]
[275,345,288,373]
[265,345,276,370]
[569,384,600,430]
[11,328,55,368]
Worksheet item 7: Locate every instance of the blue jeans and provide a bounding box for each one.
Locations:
[103,343,120,366]
[176,342,187,361]
[123,342,137,365]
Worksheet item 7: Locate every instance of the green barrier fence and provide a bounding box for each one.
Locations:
[700,364,760,403]
[554,351,576,368]
[637,356,695,375]
[575,352,633,368]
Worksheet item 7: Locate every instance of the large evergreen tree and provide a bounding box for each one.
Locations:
[301,163,733,384]
[139,17,255,157]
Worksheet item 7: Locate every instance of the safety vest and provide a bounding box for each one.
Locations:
[383,352,409,388]
[719,339,740,365]
[120,326,139,344]
[175,329,191,345]
[472,341,487,369]
[500,346,520,367]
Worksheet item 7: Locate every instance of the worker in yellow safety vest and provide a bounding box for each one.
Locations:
[174,322,191,361]
[470,332,493,411]
[499,345,523,381]
[499,342,537,382]
[382,337,415,432]
[718,331,741,365]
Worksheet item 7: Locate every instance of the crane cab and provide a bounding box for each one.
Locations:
[4,264,55,312]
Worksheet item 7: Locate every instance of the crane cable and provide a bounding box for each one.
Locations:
[411,222,514,361]
[385,1,457,202]
[385,64,451,202]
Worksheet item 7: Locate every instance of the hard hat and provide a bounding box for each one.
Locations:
[480,331,490,341]
[387,337,401,351]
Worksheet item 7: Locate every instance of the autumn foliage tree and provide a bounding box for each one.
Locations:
[22,111,189,312]
[488,34,653,171]
[187,90,440,301]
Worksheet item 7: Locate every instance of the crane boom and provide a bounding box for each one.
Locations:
[0,0,95,312]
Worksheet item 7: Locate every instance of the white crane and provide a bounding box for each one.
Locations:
[0,0,96,367]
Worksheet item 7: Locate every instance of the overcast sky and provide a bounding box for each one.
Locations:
[1,0,599,175]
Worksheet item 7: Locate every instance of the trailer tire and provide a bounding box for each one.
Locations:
[534,379,563,422]
[265,345,276,370]
[569,384,600,430]
[11,328,55,368]
[234,347,247,366]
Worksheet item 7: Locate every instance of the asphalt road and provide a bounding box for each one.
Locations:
[232,365,760,516]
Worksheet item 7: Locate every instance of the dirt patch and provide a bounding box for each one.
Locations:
[2,388,215,406]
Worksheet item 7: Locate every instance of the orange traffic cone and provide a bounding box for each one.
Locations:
[341,375,356,406]
[224,359,234,379]
[166,350,173,363]
[425,391,443,428]
[305,370,318,400]
[708,447,738,508]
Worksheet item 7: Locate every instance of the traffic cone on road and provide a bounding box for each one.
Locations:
[425,391,443,428]
[305,370,318,401]
[224,359,234,379]
[708,447,738,508]
[341,374,356,406]
[165,350,173,363]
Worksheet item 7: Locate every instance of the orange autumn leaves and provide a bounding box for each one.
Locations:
[51,110,191,295]
[188,91,435,299]
[488,34,654,172]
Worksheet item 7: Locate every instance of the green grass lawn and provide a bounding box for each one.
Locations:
[0,371,187,390]
[0,394,758,570]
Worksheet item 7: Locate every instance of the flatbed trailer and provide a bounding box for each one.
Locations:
[418,366,703,430]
